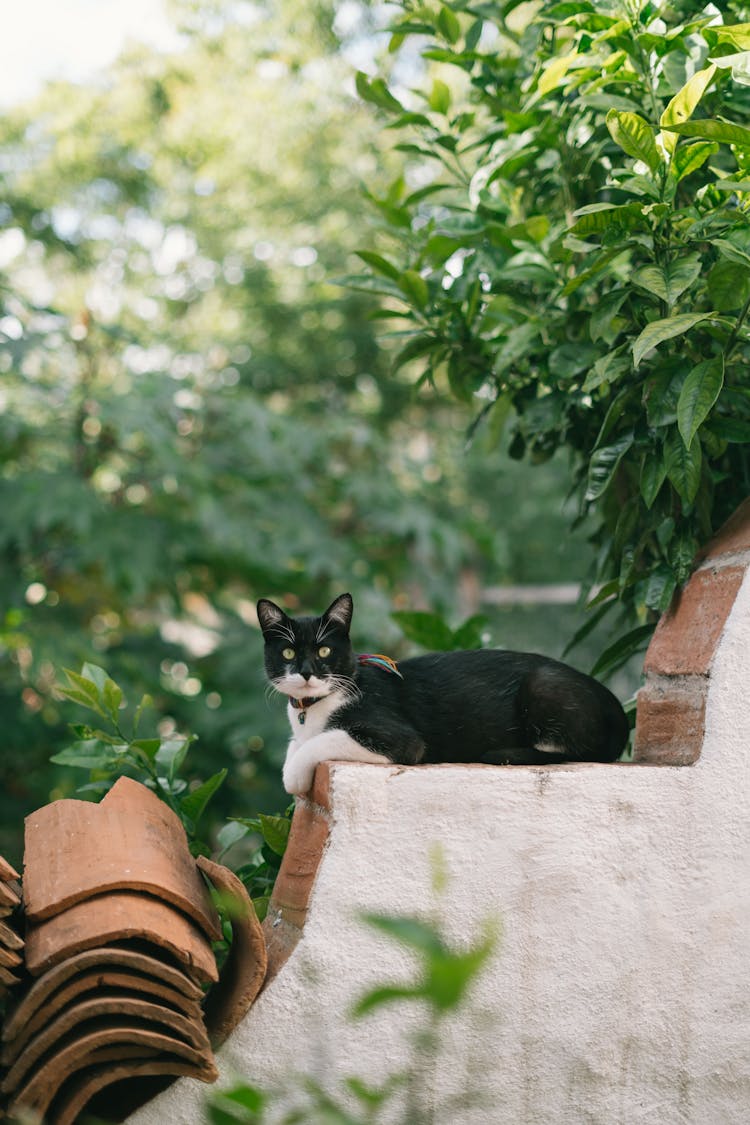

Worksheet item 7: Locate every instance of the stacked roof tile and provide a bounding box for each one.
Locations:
[0,776,268,1123]
[0,858,23,1004]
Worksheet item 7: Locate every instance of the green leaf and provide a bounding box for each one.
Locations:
[665,427,702,504]
[632,313,715,369]
[437,6,461,44]
[352,984,422,1018]
[391,610,454,651]
[706,23,750,51]
[81,663,109,694]
[640,450,667,509]
[561,601,615,659]
[155,737,191,782]
[59,686,107,715]
[62,669,103,711]
[180,769,227,829]
[354,251,401,282]
[643,565,677,615]
[450,614,488,650]
[130,738,161,761]
[589,290,628,344]
[677,357,724,450]
[493,322,540,375]
[631,255,702,306]
[217,820,251,856]
[102,677,124,723]
[538,51,576,96]
[251,895,270,923]
[50,739,127,770]
[668,528,699,584]
[585,432,634,502]
[670,140,718,184]
[707,416,750,443]
[398,270,429,309]
[713,239,750,270]
[590,624,655,680]
[361,913,445,953]
[606,109,660,173]
[132,693,152,734]
[660,65,717,155]
[258,813,292,857]
[428,79,451,115]
[661,119,750,148]
[569,201,644,236]
[391,335,438,373]
[707,260,750,312]
[354,72,404,113]
[582,351,630,393]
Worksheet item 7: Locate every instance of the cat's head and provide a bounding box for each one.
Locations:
[256,592,356,700]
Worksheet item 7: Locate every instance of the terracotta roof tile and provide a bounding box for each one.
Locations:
[24,891,219,984]
[5,1029,218,1121]
[51,1057,219,1125]
[23,776,220,941]
[197,855,268,1046]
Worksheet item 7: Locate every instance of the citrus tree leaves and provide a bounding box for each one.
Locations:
[606,110,661,173]
[677,357,725,450]
[631,256,702,307]
[351,1,750,668]
[664,427,703,505]
[633,313,716,369]
[660,65,718,155]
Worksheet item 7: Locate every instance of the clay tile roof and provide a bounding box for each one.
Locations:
[23,776,221,942]
[0,778,268,1122]
[24,892,220,984]
[0,859,24,1003]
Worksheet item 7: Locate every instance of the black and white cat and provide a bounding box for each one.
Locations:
[257,593,630,796]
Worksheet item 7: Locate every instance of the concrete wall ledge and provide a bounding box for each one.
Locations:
[129,501,750,1125]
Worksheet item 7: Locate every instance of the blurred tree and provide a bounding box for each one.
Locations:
[0,0,604,861]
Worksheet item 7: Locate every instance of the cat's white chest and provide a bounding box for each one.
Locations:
[287,690,347,746]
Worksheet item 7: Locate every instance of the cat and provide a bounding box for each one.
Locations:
[257,592,630,796]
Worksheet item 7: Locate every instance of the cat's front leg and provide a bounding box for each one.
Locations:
[282,730,390,796]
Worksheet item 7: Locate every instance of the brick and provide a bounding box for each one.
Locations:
[267,800,329,928]
[698,496,750,562]
[633,679,706,765]
[262,912,304,984]
[309,761,333,811]
[643,565,745,677]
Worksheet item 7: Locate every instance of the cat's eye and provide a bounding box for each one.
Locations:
[318,646,331,659]
[282,647,295,661]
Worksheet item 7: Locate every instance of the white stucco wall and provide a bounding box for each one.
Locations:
[130,571,750,1125]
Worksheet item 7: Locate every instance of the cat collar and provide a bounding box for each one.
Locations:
[358,653,404,679]
[289,695,326,725]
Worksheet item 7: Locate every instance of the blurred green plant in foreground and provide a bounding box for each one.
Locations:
[207,903,499,1125]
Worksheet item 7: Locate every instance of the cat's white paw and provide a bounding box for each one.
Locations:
[283,753,315,796]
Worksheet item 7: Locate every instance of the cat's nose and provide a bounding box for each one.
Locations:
[300,660,314,681]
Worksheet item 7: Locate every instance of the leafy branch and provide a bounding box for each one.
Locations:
[53,663,292,919]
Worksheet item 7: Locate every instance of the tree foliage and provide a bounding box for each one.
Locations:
[0,0,602,859]
[352,0,750,649]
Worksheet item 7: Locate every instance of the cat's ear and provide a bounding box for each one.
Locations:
[256,598,290,635]
[323,592,353,634]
